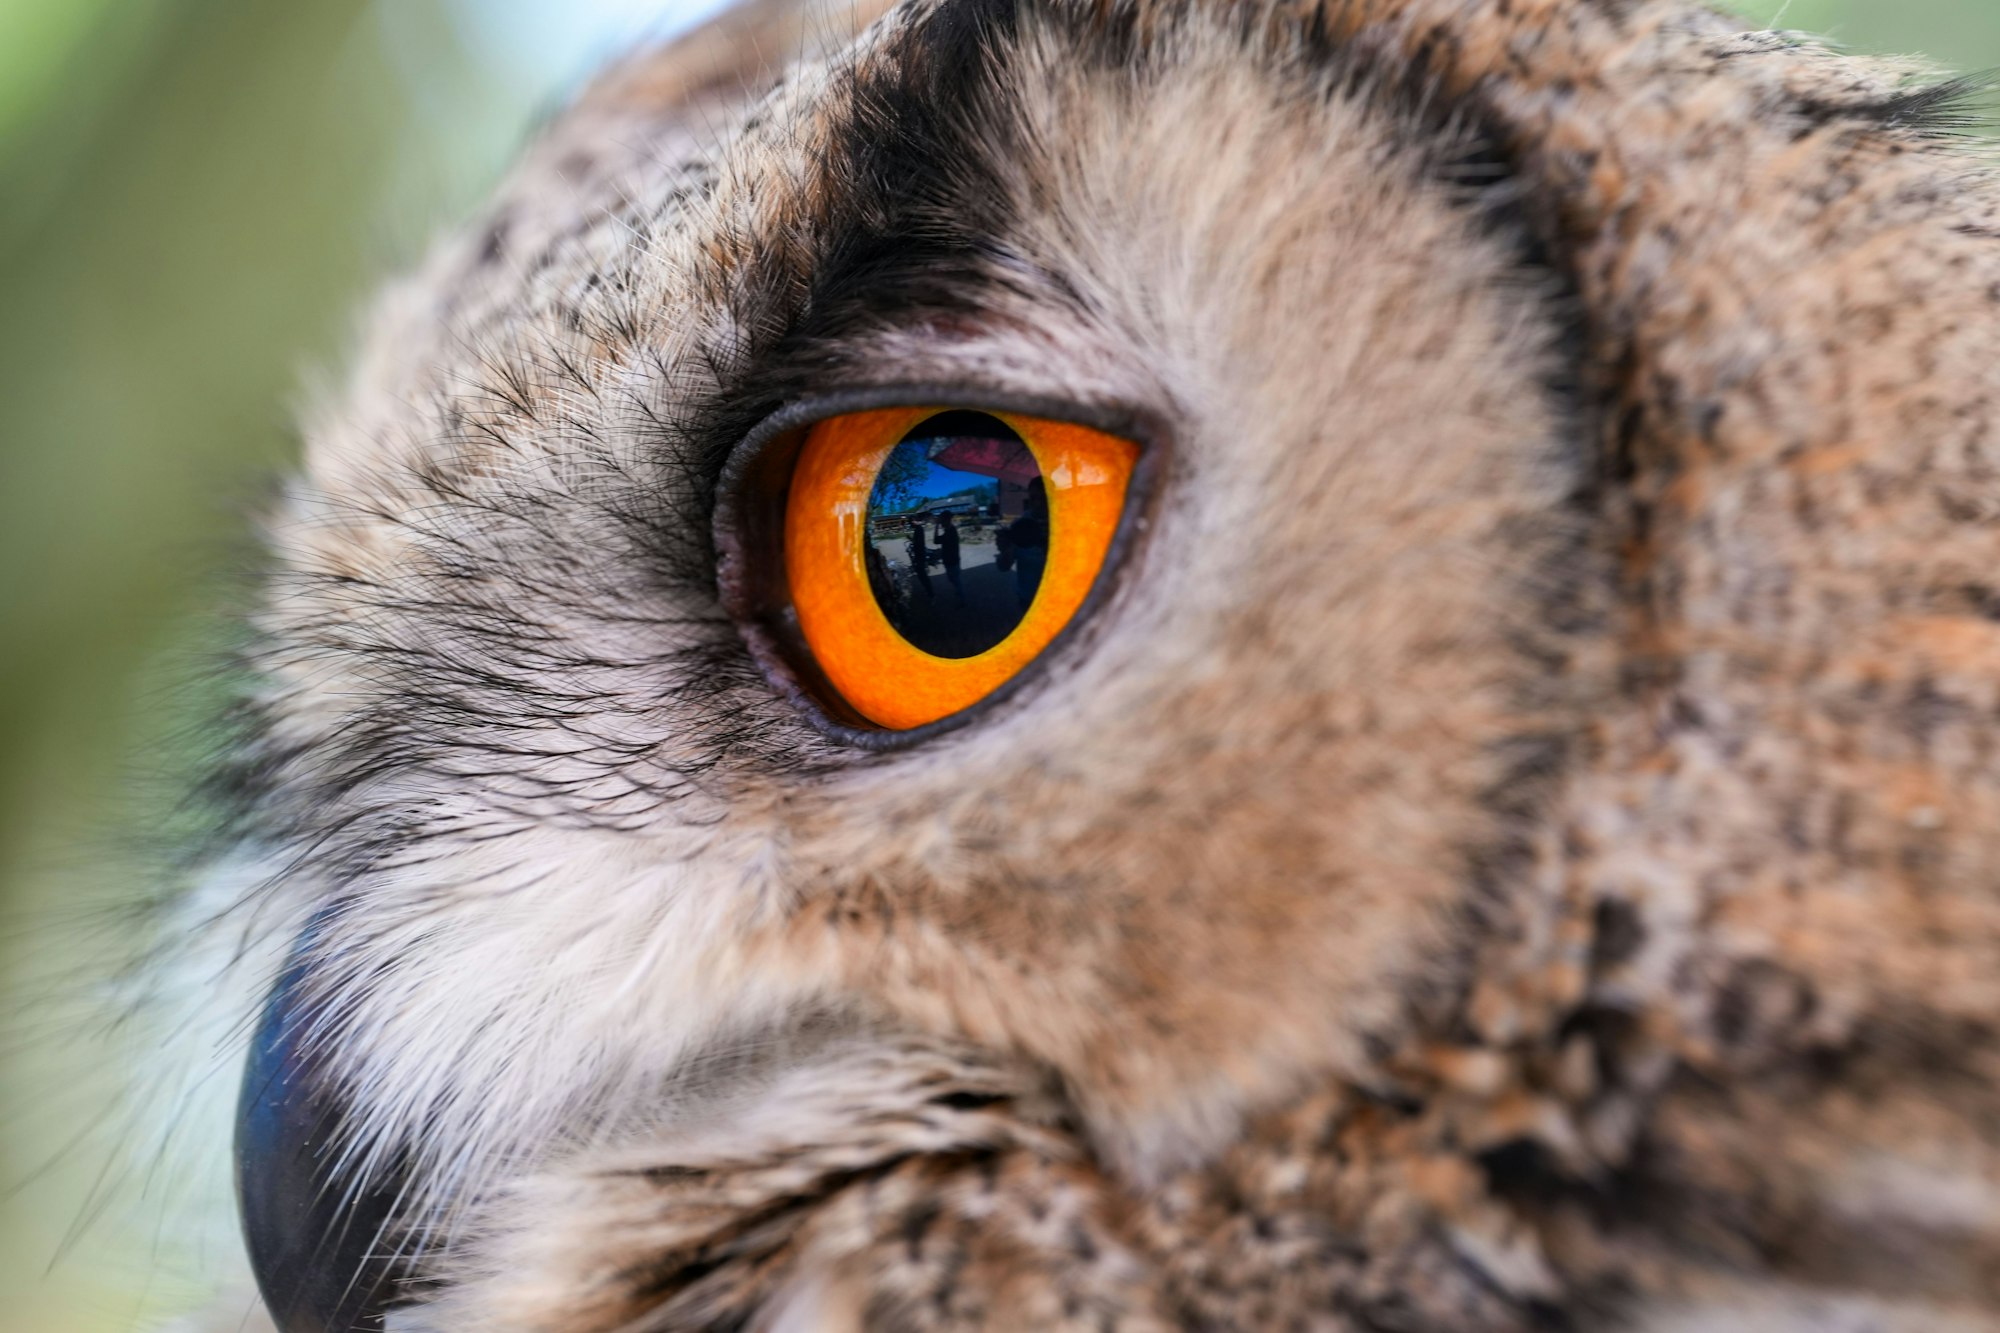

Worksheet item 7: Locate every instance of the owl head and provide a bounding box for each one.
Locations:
[162,0,2000,1329]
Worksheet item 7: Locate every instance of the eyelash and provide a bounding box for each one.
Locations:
[715,394,1153,743]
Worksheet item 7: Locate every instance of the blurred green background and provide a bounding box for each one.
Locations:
[0,1,1992,1329]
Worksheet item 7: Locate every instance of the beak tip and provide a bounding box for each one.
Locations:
[235,942,405,1333]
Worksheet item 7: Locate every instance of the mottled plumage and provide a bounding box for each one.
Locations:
[153,0,2000,1328]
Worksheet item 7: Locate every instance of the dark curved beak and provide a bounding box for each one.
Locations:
[236,937,409,1332]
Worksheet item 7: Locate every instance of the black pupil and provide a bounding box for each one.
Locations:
[863,411,1047,659]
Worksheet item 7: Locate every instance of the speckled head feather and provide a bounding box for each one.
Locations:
[151,0,2000,1329]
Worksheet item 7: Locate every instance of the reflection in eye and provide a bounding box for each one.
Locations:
[863,412,1046,659]
[785,406,1139,730]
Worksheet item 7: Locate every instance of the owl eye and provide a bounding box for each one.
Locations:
[780,407,1140,730]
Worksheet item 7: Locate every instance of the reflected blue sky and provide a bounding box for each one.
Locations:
[912,462,998,502]
[869,441,1000,515]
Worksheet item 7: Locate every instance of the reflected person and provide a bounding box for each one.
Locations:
[1003,479,1048,610]
[905,517,933,599]
[934,511,965,605]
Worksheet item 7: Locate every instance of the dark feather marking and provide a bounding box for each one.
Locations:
[1806,70,2000,139]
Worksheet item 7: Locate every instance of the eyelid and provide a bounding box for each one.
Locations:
[713,390,1163,749]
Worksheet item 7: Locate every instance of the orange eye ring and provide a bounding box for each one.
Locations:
[784,407,1139,730]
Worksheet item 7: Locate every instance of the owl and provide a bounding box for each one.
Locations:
[147,0,2000,1329]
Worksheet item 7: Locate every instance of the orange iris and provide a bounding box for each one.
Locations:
[785,407,1139,730]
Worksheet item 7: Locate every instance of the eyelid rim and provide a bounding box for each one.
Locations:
[715,385,1168,752]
